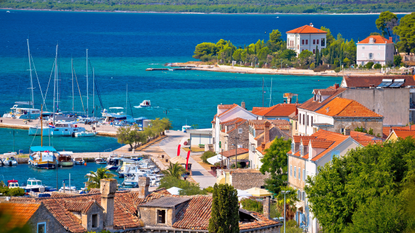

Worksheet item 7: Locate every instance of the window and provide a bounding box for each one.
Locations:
[290,165,292,176]
[302,39,304,45]
[294,166,297,178]
[311,116,313,126]
[313,39,315,44]
[37,222,46,233]
[291,143,295,153]
[92,214,98,228]
[303,169,305,181]
[369,53,373,59]
[303,114,305,125]
[306,40,308,45]
[362,46,365,49]
[157,210,166,224]
[298,168,301,180]
[313,49,315,54]
[299,113,301,124]
[321,38,325,46]
[297,190,301,200]
[302,191,305,201]
[238,128,243,134]
[317,39,319,45]
[295,122,297,130]
[306,115,309,126]
[300,145,304,156]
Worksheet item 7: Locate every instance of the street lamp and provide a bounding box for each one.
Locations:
[281,190,290,233]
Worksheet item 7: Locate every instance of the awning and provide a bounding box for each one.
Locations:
[245,187,272,197]
[207,155,225,165]
[229,152,249,161]
[30,146,57,152]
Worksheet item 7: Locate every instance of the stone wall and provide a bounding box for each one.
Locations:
[227,121,250,150]
[28,204,66,233]
[230,170,269,190]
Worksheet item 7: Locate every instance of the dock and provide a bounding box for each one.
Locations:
[0,118,117,137]
[145,67,193,71]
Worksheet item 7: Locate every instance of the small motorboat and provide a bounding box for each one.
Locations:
[74,131,97,137]
[73,157,85,165]
[137,100,151,108]
[7,180,19,188]
[57,151,74,167]
[95,157,107,164]
[59,186,77,193]
[22,178,46,192]
[2,154,18,166]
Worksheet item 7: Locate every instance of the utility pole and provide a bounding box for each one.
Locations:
[281,190,291,233]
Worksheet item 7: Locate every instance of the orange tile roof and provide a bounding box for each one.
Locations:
[220,148,249,158]
[316,97,383,118]
[218,104,239,117]
[350,131,383,146]
[253,104,298,117]
[0,203,40,229]
[256,141,273,155]
[394,130,415,140]
[299,86,346,111]
[357,35,393,44]
[287,25,328,34]
[293,136,316,143]
[249,119,290,130]
[252,107,268,114]
[218,104,235,109]
[382,126,415,138]
[310,140,334,148]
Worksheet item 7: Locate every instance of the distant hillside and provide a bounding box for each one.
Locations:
[1,0,414,13]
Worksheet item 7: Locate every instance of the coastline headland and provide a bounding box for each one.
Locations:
[171,62,388,77]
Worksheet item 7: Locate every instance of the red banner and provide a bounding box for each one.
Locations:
[177,144,181,156]
[186,150,190,170]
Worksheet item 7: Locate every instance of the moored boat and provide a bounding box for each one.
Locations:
[73,157,85,165]
[29,146,57,169]
[57,151,74,167]
[2,154,18,166]
[7,180,19,188]
[75,131,96,137]
[95,157,107,164]
[28,122,86,137]
[22,178,46,192]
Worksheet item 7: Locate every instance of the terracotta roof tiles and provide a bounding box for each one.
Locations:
[299,86,346,111]
[316,97,383,118]
[287,25,328,34]
[252,104,298,117]
[220,148,249,158]
[358,35,393,44]
[0,203,40,229]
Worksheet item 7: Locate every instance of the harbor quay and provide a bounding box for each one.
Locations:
[0,117,117,137]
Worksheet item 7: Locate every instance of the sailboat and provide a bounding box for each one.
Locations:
[102,84,136,125]
[28,45,86,137]
[28,105,58,169]
[3,39,40,120]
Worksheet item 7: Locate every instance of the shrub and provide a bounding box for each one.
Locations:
[365,61,374,69]
[334,67,341,73]
[373,63,382,69]
[204,186,214,193]
[240,198,263,213]
[201,151,216,163]
[159,176,207,195]
[309,63,315,69]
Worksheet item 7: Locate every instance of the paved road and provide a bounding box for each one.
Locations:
[157,130,216,189]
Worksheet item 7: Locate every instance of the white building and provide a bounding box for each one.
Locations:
[356,35,394,66]
[286,23,327,56]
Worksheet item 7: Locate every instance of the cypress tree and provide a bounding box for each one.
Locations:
[316,46,320,66]
[208,184,240,233]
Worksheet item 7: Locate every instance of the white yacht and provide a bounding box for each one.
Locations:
[136,100,151,108]
[22,178,46,192]
[102,107,135,125]
[28,122,86,137]
[3,104,40,120]
[2,155,18,166]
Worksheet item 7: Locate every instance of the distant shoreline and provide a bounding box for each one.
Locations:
[1,8,411,15]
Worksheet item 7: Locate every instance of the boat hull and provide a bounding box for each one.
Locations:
[58,161,74,167]
[29,161,56,169]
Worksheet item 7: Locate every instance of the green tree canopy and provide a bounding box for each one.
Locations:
[193,42,217,59]
[257,47,271,61]
[159,175,207,195]
[376,11,399,37]
[232,48,244,62]
[394,12,415,54]
[320,26,335,46]
[260,137,291,195]
[305,138,415,233]
[85,168,115,190]
[298,50,313,60]
[280,49,297,61]
[208,184,239,233]
[116,125,139,149]
[162,162,187,179]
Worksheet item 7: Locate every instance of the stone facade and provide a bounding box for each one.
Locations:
[220,121,250,151]
[81,203,104,232]
[27,204,66,233]
[224,170,269,190]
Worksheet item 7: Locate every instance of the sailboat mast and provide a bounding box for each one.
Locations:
[269,78,273,107]
[86,49,89,118]
[27,39,34,108]
[125,84,128,116]
[53,44,58,124]
[262,77,264,107]
[93,67,95,117]
[71,58,74,112]
[41,105,43,147]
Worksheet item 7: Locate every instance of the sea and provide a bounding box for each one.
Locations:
[0,10,406,188]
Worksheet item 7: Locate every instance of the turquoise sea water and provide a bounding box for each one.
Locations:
[0,11,404,184]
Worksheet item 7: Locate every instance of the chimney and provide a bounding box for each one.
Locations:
[309,22,313,27]
[138,177,150,198]
[241,101,246,109]
[389,126,393,135]
[344,128,350,136]
[264,121,271,143]
[263,196,271,219]
[389,37,393,43]
[100,179,117,229]
[261,142,265,151]
[334,83,339,89]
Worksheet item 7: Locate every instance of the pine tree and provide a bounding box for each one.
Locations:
[208,184,240,233]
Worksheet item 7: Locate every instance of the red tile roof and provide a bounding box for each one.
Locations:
[256,141,273,155]
[252,104,298,117]
[251,107,268,114]
[299,85,346,111]
[350,131,383,146]
[309,140,334,148]
[173,196,212,230]
[382,126,414,138]
[357,35,393,44]
[220,148,249,158]
[0,203,40,229]
[393,129,415,140]
[315,97,383,118]
[342,75,415,88]
[287,25,328,34]
[293,136,316,143]
[218,104,236,109]
[218,104,239,117]
[249,120,291,130]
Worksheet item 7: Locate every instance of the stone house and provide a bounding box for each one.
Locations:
[287,130,361,233]
[0,202,65,233]
[219,118,250,152]
[286,23,327,55]
[248,120,291,170]
[215,169,269,190]
[9,177,281,233]
[212,103,258,153]
[356,35,394,66]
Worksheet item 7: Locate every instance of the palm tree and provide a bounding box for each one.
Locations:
[85,167,116,190]
[162,162,187,179]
